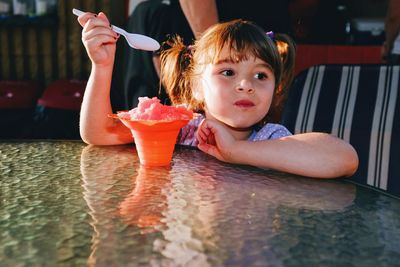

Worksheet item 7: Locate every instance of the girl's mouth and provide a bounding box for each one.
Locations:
[234,100,255,108]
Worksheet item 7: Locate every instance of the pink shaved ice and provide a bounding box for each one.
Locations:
[118,97,193,121]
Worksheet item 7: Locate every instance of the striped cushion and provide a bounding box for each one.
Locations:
[281,64,400,197]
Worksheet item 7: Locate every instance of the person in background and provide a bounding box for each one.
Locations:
[288,0,352,44]
[111,0,194,111]
[382,0,400,64]
[288,0,321,43]
[77,12,358,178]
[179,0,292,39]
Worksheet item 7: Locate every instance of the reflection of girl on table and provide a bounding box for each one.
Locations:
[77,14,358,178]
[80,145,136,266]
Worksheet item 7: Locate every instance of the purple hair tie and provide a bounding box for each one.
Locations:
[266,31,275,40]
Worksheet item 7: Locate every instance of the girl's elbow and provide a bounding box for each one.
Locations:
[80,136,111,146]
[331,143,359,178]
[80,132,98,145]
[343,147,359,177]
[331,135,359,177]
[79,123,96,145]
[79,129,103,146]
[80,127,133,146]
[322,144,359,179]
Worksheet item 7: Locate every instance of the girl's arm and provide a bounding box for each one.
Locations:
[77,12,133,145]
[179,0,219,39]
[197,119,359,178]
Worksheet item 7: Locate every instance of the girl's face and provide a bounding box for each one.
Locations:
[198,46,275,130]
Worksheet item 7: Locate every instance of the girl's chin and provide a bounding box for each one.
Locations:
[226,116,266,129]
[225,123,254,132]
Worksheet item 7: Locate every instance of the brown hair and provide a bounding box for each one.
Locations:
[160,19,296,123]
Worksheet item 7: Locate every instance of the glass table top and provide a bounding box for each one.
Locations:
[1,141,399,267]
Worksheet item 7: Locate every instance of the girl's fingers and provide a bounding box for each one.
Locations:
[198,143,213,155]
[197,127,211,144]
[77,11,110,25]
[83,26,118,42]
[83,16,112,34]
[77,12,97,27]
[198,119,211,133]
[84,34,118,46]
[207,133,216,146]
[201,121,217,144]
[97,12,110,23]
[197,119,219,146]
[78,12,111,35]
[197,130,215,145]
[198,143,222,161]
[196,119,206,143]
[81,18,118,46]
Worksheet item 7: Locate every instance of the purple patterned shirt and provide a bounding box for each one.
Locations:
[177,114,292,146]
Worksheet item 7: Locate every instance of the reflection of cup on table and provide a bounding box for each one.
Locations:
[119,165,172,233]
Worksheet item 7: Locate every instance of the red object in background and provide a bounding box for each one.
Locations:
[0,80,42,109]
[37,79,87,111]
[294,45,382,76]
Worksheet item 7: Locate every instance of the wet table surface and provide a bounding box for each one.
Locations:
[1,140,400,267]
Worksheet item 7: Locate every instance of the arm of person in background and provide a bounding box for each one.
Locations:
[382,0,400,62]
[151,0,219,78]
[77,11,134,145]
[196,119,359,179]
[179,0,219,39]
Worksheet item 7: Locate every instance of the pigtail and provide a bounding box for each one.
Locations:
[159,35,193,107]
[269,33,296,122]
[275,33,296,93]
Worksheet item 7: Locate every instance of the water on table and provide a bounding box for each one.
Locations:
[0,141,399,267]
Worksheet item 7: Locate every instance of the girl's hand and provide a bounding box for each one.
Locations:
[196,119,238,163]
[77,12,119,67]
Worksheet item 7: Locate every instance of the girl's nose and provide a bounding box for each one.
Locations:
[236,79,255,93]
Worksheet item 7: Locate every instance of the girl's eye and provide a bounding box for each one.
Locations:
[255,72,267,80]
[221,70,234,76]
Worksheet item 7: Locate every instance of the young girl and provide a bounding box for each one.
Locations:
[77,12,358,178]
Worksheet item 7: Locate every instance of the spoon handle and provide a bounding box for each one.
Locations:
[72,8,125,35]
[72,8,84,17]
[72,8,160,51]
[110,25,126,36]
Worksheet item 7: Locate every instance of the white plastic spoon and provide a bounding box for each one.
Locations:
[72,8,160,51]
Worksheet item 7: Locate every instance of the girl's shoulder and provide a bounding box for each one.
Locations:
[177,114,205,146]
[249,123,292,141]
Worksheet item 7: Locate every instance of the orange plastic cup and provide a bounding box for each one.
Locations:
[116,117,190,166]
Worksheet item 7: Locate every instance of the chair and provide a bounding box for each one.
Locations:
[281,64,400,197]
[294,45,382,76]
[32,79,87,139]
[0,80,42,138]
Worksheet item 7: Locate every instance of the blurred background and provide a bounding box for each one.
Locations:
[0,0,389,86]
[0,0,390,139]
[0,0,126,85]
